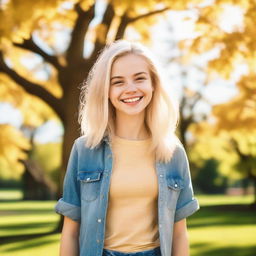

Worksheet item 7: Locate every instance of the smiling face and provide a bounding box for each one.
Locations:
[109,53,154,120]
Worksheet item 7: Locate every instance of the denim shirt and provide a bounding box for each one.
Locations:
[55,136,199,256]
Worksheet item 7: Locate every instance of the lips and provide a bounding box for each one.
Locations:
[120,96,143,103]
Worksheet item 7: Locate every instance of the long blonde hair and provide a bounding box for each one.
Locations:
[79,40,179,163]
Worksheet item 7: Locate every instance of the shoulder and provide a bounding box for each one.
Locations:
[172,139,187,161]
[73,135,106,170]
[162,140,188,175]
[73,135,105,156]
[74,135,87,149]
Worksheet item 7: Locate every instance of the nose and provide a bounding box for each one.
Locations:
[125,81,137,93]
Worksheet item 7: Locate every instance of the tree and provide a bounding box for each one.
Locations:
[0,0,205,185]
[194,158,227,194]
[20,125,58,200]
[177,0,256,203]
[180,0,256,127]
[157,21,210,151]
[0,124,30,179]
[213,77,256,203]
[0,0,206,229]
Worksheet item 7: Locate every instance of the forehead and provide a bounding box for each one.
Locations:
[111,54,149,76]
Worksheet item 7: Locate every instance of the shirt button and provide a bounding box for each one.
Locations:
[97,219,102,223]
[107,154,112,158]
[159,224,162,228]
[97,240,100,243]
[174,183,178,188]
[160,174,163,178]
[86,177,90,181]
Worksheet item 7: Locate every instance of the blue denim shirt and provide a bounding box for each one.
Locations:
[55,136,199,256]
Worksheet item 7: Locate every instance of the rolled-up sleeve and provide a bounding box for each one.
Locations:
[55,140,81,222]
[174,145,199,222]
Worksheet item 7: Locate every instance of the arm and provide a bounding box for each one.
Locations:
[174,145,199,223]
[60,216,80,256]
[172,219,189,256]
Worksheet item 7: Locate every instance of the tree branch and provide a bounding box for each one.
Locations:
[0,51,64,121]
[191,92,202,109]
[115,14,131,40]
[115,7,169,40]
[66,3,95,63]
[129,7,169,23]
[13,37,62,70]
[88,3,115,62]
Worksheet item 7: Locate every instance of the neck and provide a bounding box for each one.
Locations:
[114,112,149,140]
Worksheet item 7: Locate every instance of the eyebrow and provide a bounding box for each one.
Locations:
[110,72,148,81]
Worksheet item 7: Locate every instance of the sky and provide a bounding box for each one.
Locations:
[0,2,241,144]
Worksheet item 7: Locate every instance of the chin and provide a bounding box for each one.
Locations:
[123,110,145,116]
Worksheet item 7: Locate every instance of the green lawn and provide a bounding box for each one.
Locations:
[188,195,256,256]
[0,190,255,256]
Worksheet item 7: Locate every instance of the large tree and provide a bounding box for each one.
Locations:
[178,0,256,202]
[180,0,256,124]
[0,0,203,193]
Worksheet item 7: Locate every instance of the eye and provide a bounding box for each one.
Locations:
[136,77,146,81]
[112,80,123,86]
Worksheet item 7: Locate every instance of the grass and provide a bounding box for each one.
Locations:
[0,190,255,256]
[0,201,59,237]
[0,234,60,256]
[0,189,23,200]
[187,194,256,256]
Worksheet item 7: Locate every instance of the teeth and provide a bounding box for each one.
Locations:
[122,97,141,103]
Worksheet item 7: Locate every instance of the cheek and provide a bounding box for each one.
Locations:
[144,85,154,103]
[144,83,154,96]
[109,88,119,105]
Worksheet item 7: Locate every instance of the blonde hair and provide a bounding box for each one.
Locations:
[79,40,180,163]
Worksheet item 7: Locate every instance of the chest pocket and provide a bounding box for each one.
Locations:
[78,171,103,202]
[166,177,184,211]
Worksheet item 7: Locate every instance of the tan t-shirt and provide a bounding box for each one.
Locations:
[103,136,160,252]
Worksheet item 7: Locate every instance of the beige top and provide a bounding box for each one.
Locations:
[103,136,160,252]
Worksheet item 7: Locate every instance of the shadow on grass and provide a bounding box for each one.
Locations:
[0,209,56,216]
[188,204,256,228]
[0,200,21,203]
[0,229,59,245]
[191,242,256,256]
[0,221,57,231]
[1,232,60,253]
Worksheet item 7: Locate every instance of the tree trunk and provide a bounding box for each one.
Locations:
[55,64,89,232]
[22,163,56,200]
[20,126,57,200]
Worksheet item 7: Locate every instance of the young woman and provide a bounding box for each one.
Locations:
[55,40,199,256]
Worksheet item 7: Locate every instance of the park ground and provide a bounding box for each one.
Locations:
[0,190,255,256]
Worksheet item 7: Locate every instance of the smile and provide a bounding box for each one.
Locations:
[121,96,143,103]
